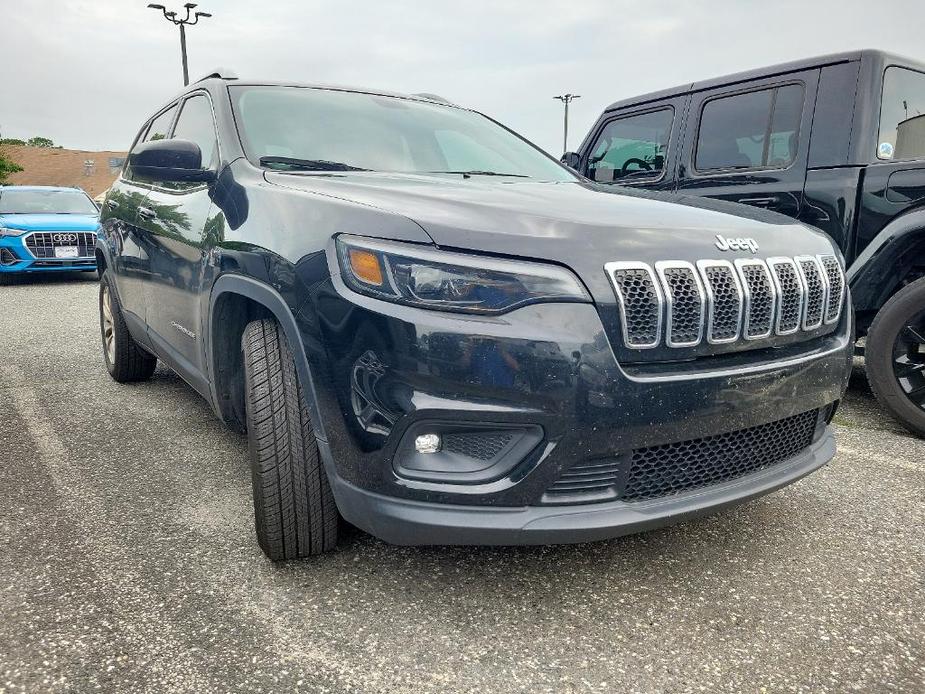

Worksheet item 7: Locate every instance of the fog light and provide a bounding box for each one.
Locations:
[414,433,441,454]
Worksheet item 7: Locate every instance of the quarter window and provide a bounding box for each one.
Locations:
[695,84,804,171]
[587,109,673,183]
[143,105,178,143]
[172,95,218,168]
[878,66,925,160]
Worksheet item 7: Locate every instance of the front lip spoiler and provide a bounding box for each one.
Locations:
[331,427,836,546]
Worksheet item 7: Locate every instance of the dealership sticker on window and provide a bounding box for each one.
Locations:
[878,142,895,159]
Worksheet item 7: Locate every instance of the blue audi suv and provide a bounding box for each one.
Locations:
[0,185,100,282]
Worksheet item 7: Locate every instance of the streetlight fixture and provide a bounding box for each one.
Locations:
[147,3,212,86]
[553,94,581,154]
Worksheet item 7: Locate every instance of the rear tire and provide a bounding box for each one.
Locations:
[99,270,157,382]
[866,276,925,437]
[242,318,339,560]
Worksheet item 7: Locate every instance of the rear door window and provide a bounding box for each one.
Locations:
[587,108,673,183]
[878,66,925,160]
[695,84,804,171]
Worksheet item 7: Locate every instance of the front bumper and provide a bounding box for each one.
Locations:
[0,234,97,274]
[334,427,835,545]
[302,269,853,545]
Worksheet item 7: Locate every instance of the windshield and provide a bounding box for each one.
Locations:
[0,188,98,215]
[230,86,576,181]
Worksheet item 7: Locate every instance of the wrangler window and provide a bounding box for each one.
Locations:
[695,84,804,171]
[878,66,925,160]
[587,109,673,183]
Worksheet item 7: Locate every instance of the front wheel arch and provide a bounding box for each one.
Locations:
[207,275,330,444]
[847,209,925,314]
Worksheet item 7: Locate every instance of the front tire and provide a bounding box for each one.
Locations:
[99,270,157,382]
[866,276,925,437]
[242,319,339,560]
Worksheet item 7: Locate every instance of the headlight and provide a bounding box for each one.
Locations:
[0,225,24,237]
[336,234,590,314]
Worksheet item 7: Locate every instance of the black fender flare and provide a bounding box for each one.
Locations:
[207,274,331,446]
[846,207,925,312]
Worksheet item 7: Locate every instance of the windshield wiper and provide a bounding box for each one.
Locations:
[427,170,530,178]
[259,156,370,172]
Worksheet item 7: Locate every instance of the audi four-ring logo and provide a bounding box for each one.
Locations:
[52,233,79,243]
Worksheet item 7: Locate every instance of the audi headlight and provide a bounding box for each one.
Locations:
[0,225,24,237]
[336,235,590,314]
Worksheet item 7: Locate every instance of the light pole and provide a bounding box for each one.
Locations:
[147,3,212,86]
[553,94,581,154]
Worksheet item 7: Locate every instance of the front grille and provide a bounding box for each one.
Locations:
[24,232,96,259]
[544,409,820,504]
[622,409,819,501]
[606,254,843,350]
[443,432,514,460]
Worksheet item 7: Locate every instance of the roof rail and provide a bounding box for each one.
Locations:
[411,92,455,105]
[195,68,239,83]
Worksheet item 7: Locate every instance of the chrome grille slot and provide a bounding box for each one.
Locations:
[656,262,704,347]
[735,259,775,340]
[818,255,844,324]
[605,262,663,349]
[697,260,742,344]
[767,258,804,335]
[795,256,827,330]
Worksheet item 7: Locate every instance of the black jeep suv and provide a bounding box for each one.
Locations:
[565,50,925,436]
[97,74,852,560]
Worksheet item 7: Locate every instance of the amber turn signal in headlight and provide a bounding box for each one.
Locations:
[348,248,384,286]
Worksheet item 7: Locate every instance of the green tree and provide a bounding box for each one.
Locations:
[26,136,56,148]
[0,152,23,183]
[0,138,26,146]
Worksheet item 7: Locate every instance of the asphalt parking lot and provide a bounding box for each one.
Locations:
[0,273,922,694]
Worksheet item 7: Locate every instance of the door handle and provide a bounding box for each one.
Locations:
[106,199,120,209]
[738,196,779,207]
[137,206,157,220]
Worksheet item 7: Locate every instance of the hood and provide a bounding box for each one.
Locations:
[0,213,100,232]
[266,172,837,299]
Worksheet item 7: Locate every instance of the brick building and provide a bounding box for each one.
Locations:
[1,145,127,198]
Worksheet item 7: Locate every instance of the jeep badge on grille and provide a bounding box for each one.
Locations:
[715,235,759,254]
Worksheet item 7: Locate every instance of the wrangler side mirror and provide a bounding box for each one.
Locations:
[560,152,581,171]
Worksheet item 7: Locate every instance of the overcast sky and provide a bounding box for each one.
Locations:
[3,0,925,155]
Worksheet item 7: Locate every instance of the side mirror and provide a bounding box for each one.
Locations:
[129,138,215,183]
[560,151,581,171]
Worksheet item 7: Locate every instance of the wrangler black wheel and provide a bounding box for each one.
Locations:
[242,318,339,560]
[866,277,925,437]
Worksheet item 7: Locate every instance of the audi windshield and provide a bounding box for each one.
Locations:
[0,189,98,215]
[230,85,577,181]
